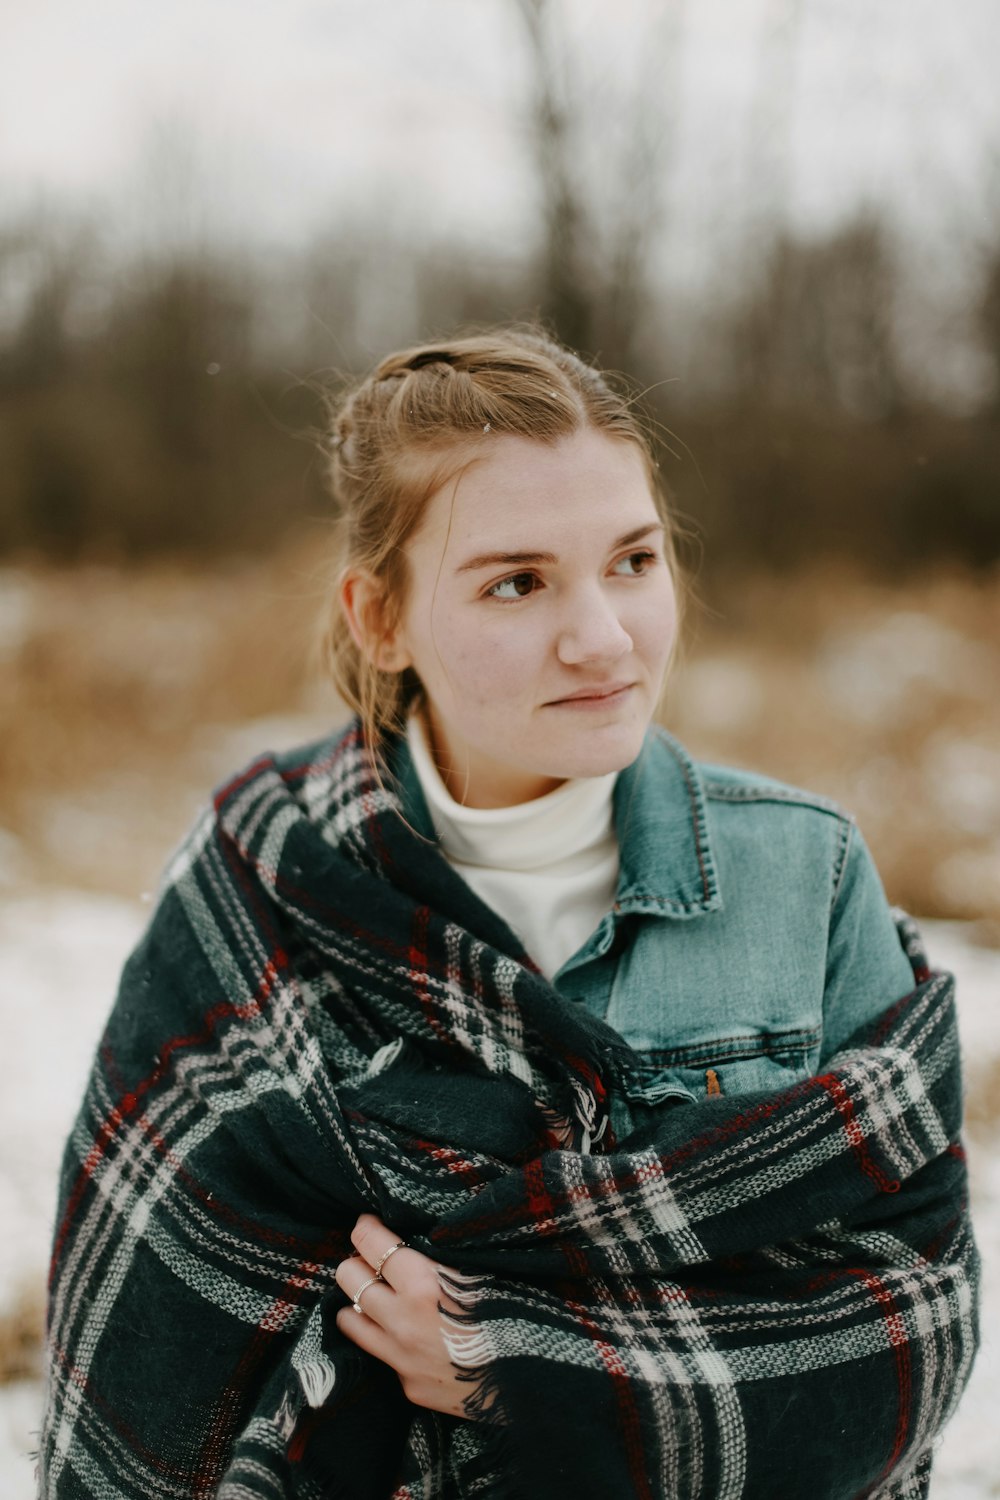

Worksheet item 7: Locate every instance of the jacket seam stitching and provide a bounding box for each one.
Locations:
[704,782,846,816]
[651,727,713,902]
[829,817,854,912]
[636,1034,821,1065]
[642,1028,821,1050]
[614,892,712,913]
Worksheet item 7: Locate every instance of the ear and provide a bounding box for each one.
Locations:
[338,568,412,673]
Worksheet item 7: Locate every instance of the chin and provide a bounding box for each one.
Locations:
[542,724,649,780]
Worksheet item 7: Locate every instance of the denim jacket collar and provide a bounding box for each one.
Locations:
[394,724,722,923]
[611,727,721,919]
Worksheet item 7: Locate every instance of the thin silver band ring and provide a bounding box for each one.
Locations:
[372,1241,407,1278]
[352,1275,381,1315]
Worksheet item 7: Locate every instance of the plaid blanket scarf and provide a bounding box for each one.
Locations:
[40,722,980,1500]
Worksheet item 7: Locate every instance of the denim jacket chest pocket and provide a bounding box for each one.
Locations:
[603,899,830,1105]
[621,1026,822,1106]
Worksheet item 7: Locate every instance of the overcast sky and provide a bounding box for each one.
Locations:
[3,0,998,275]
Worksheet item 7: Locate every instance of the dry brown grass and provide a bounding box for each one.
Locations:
[665,561,1000,920]
[964,1055,1000,1138]
[0,1281,44,1384]
[1,530,345,895]
[2,540,999,917]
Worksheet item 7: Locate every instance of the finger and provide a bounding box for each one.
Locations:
[351,1215,417,1290]
[335,1304,396,1365]
[350,1212,396,1260]
[334,1257,395,1327]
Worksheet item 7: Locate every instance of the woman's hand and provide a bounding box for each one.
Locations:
[334,1212,471,1419]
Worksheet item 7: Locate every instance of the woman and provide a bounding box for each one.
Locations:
[40,328,978,1499]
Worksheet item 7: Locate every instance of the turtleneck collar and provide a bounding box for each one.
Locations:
[405,712,618,873]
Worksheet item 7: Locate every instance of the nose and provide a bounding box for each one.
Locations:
[555,587,633,666]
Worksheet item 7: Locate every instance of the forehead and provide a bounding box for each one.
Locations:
[412,429,657,553]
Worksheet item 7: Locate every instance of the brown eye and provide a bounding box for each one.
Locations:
[613,550,656,576]
[488,572,538,599]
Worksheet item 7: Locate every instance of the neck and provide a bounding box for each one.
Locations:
[421,705,566,808]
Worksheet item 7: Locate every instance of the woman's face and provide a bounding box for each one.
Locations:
[381,428,677,807]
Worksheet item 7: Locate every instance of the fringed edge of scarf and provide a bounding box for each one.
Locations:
[435,1267,525,1500]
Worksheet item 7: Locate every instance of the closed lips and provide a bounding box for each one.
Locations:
[547,683,633,703]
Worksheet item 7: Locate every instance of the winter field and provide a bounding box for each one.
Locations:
[1,554,998,1493]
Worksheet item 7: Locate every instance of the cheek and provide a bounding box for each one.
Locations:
[413,601,546,712]
[638,579,679,657]
[614,597,675,693]
[446,634,530,704]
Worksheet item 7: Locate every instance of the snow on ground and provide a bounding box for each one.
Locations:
[919,924,1000,1497]
[0,890,147,1304]
[1,898,997,1495]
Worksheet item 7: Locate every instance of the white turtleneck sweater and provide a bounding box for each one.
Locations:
[406,714,620,979]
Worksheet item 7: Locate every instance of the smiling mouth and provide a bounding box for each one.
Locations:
[546,683,635,706]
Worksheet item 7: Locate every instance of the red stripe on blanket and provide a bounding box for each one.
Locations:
[817,1072,901,1194]
[524,1156,556,1231]
[195,1237,343,1493]
[280,721,363,783]
[848,1269,913,1492]
[214,757,276,811]
[430,1151,684,1255]
[565,1298,655,1500]
[49,952,287,1283]
[409,904,457,1050]
[410,1137,485,1190]
[524,1160,590,1277]
[45,1336,217,1488]
[130,1105,346,1257]
[563,1051,608,1112]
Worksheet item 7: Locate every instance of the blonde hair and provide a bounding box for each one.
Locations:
[323,325,680,755]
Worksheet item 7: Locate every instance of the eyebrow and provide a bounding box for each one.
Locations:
[455,521,665,574]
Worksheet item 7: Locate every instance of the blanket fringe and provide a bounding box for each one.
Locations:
[437,1266,496,1369]
[437,1266,490,1308]
[538,1104,576,1149]
[441,1323,494,1368]
[368,1037,404,1076]
[297,1356,337,1409]
[434,1267,524,1496]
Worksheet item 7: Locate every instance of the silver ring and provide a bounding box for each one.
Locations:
[352,1274,381,1315]
[372,1241,407,1278]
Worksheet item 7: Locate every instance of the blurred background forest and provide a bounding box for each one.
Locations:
[2,4,1000,1488]
[2,0,999,924]
[4,3,1000,567]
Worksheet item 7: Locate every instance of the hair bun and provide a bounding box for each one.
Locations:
[403,350,460,372]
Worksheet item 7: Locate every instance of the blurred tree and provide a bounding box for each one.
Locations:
[0,223,95,392]
[741,0,804,262]
[103,256,252,461]
[512,0,684,371]
[514,0,593,353]
[979,243,1000,413]
[727,215,909,420]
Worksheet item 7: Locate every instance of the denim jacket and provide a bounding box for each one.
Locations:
[398,725,916,1139]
